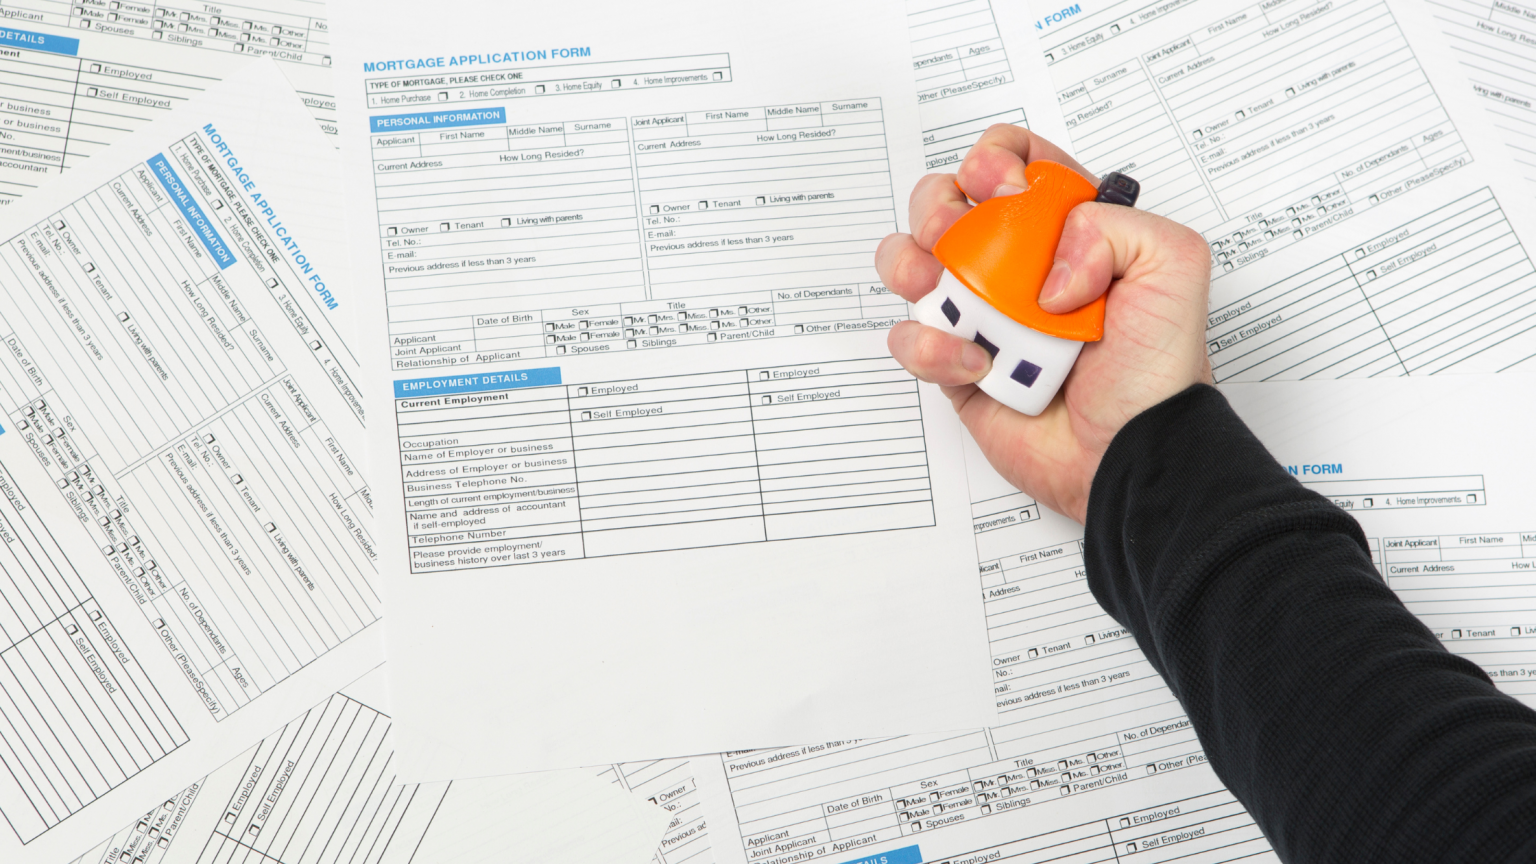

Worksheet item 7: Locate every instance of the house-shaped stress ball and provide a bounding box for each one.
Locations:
[913,161,1139,416]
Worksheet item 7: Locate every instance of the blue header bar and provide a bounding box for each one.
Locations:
[370,107,506,133]
[837,846,921,864]
[146,153,235,270]
[0,28,79,56]
[394,367,561,399]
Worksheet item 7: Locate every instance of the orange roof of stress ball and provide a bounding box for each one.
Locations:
[933,160,1105,342]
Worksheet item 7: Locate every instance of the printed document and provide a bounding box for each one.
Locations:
[331,0,996,778]
[67,668,671,864]
[0,59,378,862]
[665,373,1536,864]
[907,0,1071,170]
[1023,0,1536,380]
[0,0,335,206]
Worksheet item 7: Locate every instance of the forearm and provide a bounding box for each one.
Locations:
[1084,384,1536,864]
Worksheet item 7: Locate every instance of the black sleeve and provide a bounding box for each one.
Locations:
[1084,384,1536,864]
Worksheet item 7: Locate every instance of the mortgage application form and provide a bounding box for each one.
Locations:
[331,0,996,778]
[0,0,336,207]
[661,373,1536,864]
[0,60,379,863]
[1027,0,1536,379]
[66,668,671,864]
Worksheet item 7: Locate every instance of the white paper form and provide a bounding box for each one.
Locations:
[66,668,671,864]
[0,0,337,208]
[682,373,1536,864]
[1421,0,1536,190]
[908,0,1070,172]
[1021,0,1536,381]
[0,59,379,862]
[331,0,995,778]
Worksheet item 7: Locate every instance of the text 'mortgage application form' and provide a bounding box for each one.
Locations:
[0,59,382,863]
[332,0,997,779]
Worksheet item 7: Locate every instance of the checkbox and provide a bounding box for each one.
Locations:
[577,386,588,395]
[84,263,95,272]
[501,218,511,227]
[1060,786,1071,796]
[1312,195,1321,205]
[310,340,322,350]
[1452,629,1462,639]
[438,91,448,101]
[57,478,68,489]
[90,609,102,620]
[1028,648,1039,658]
[1369,194,1379,204]
[547,322,557,331]
[1146,764,1158,775]
[697,200,708,209]
[756,196,766,205]
[212,199,224,209]
[108,12,117,20]
[1111,23,1120,31]
[1291,218,1301,228]
[535,84,545,93]
[611,79,622,88]
[1045,52,1054,62]
[231,474,242,484]
[152,30,162,38]
[1367,270,1376,280]
[1355,248,1365,259]
[580,332,591,340]
[1292,231,1303,241]
[649,326,659,334]
[626,339,637,348]
[580,320,590,328]
[714,71,723,79]
[1286,87,1295,96]
[266,278,279,288]
[760,371,770,380]
[90,62,101,72]
[1085,634,1095,644]
[1223,262,1235,272]
[648,314,658,323]
[1127,843,1137,855]
[54,220,66,230]
[556,345,566,354]
[581,411,592,420]
[762,395,771,405]
[708,333,717,341]
[794,324,804,333]
[440,222,451,231]
[1192,129,1202,138]
[153,619,166,629]
[739,306,748,314]
[1235,109,1246,119]
[203,433,215,444]
[1514,627,1522,637]
[650,205,660,214]
[388,226,398,235]
[547,335,557,344]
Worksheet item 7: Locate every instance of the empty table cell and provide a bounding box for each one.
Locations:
[759,463,930,495]
[578,479,764,512]
[753,419,927,455]
[756,435,927,467]
[763,478,933,510]
[765,500,933,540]
[581,491,767,524]
[582,516,767,557]
[582,502,767,534]
[574,431,758,466]
[756,450,928,482]
[576,449,759,481]
[577,466,762,499]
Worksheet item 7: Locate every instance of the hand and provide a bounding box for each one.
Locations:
[879,124,1214,523]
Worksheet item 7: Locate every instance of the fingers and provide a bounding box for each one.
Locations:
[956,125,1097,202]
[1037,203,1212,314]
[874,233,945,302]
[887,320,992,386]
[908,173,971,250]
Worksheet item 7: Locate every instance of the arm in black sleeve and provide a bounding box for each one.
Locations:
[1084,384,1536,864]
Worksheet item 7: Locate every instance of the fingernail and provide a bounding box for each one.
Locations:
[960,342,991,375]
[993,183,1026,198]
[1038,259,1072,307]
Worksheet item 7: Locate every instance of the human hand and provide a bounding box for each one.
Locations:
[879,124,1213,523]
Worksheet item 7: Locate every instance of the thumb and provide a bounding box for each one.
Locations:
[1037,202,1210,314]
